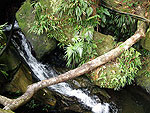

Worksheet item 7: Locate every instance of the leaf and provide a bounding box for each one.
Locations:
[103,8,110,16]
[101,15,106,23]
[86,15,100,21]
[86,7,93,17]
[76,6,82,17]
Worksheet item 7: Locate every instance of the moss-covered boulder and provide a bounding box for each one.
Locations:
[136,59,150,93]
[141,26,150,51]
[93,31,115,56]
[16,0,56,59]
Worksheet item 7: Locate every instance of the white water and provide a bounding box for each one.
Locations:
[12,30,110,113]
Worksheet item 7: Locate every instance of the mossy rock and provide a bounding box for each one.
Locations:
[141,26,150,51]
[136,60,150,93]
[86,32,121,89]
[93,31,115,56]
[0,109,14,113]
[88,38,141,90]
[16,0,56,59]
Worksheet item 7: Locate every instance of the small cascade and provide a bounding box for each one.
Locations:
[10,26,112,113]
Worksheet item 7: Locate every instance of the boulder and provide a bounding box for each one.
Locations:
[136,60,150,93]
[93,31,115,56]
[0,109,14,113]
[141,26,150,51]
[0,46,21,93]
[16,0,56,59]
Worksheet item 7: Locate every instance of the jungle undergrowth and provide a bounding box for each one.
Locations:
[28,0,144,90]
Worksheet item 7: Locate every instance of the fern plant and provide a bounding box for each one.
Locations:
[65,26,97,68]
[94,47,142,90]
[57,0,93,21]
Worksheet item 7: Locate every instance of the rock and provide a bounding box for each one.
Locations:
[136,60,150,94]
[141,26,150,51]
[5,64,32,92]
[0,109,14,113]
[0,46,21,93]
[93,31,115,56]
[0,47,20,73]
[16,0,56,59]
[86,32,119,89]
[5,64,57,107]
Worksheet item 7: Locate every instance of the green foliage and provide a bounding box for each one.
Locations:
[99,10,136,40]
[97,6,111,27]
[29,2,61,35]
[26,100,39,109]
[57,0,93,21]
[143,70,150,77]
[95,47,142,90]
[118,48,141,85]
[65,26,97,68]
[0,24,8,78]
[122,0,138,7]
[29,0,100,68]
[0,24,6,50]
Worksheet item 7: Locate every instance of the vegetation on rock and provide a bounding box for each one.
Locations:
[26,0,150,90]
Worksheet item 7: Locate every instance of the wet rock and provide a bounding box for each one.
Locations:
[5,64,32,92]
[0,45,56,106]
[0,45,21,93]
[4,64,57,107]
[16,0,56,59]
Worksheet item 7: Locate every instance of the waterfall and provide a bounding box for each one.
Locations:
[10,27,111,113]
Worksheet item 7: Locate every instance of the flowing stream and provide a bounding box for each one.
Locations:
[10,24,111,113]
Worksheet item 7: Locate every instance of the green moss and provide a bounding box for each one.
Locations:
[16,0,33,31]
[93,31,115,56]
[141,27,150,51]
[136,57,150,93]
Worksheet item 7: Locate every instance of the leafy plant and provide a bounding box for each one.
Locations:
[57,0,93,21]
[95,47,142,90]
[122,0,138,7]
[0,24,8,78]
[100,12,136,41]
[29,1,100,68]
[118,47,141,85]
[65,26,97,68]
[97,6,111,27]
[29,2,61,35]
